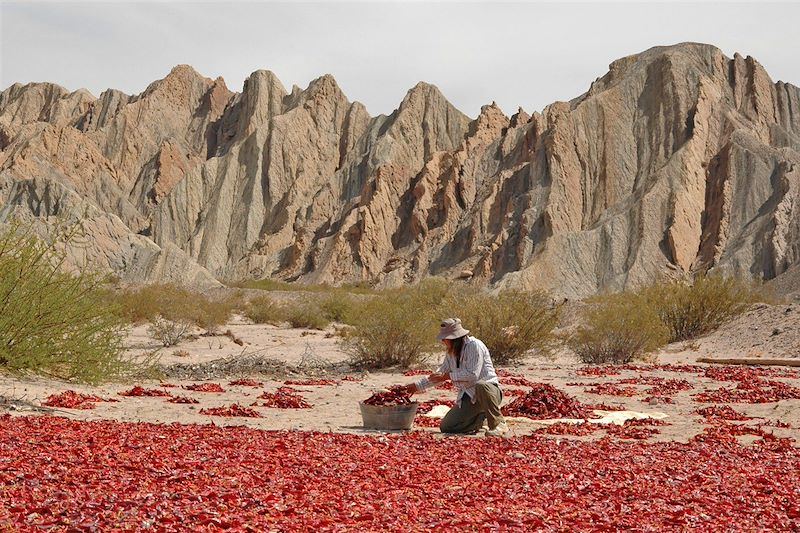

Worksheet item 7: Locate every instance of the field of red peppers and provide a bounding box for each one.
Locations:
[3,320,800,531]
[1,415,798,531]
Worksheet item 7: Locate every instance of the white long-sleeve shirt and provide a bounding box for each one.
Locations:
[415,336,500,407]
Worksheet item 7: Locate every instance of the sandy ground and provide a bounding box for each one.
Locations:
[1,308,799,444]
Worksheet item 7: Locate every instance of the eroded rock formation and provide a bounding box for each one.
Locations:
[1,43,799,297]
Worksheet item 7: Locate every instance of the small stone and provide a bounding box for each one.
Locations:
[772,327,783,336]
[513,452,526,459]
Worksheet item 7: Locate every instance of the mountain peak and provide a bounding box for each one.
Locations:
[304,73,345,101]
[398,81,453,113]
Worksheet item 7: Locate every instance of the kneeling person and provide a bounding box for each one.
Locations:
[405,318,508,435]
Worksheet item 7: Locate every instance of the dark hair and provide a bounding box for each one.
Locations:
[449,335,467,358]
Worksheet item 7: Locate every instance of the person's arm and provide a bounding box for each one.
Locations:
[410,357,451,393]
[448,340,482,386]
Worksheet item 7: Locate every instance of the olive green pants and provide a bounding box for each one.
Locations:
[440,381,504,434]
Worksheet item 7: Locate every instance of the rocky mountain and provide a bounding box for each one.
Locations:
[1,42,799,298]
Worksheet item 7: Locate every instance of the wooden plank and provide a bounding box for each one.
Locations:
[697,357,800,368]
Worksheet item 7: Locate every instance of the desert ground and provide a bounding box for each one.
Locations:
[2,301,799,530]
[2,304,798,442]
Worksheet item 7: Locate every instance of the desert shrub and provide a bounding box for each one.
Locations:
[243,294,287,325]
[343,281,444,369]
[640,275,766,343]
[319,291,359,323]
[114,284,163,323]
[285,303,330,330]
[444,288,561,364]
[116,284,237,334]
[233,278,375,295]
[0,221,127,383]
[147,315,194,347]
[569,293,669,364]
[193,292,241,334]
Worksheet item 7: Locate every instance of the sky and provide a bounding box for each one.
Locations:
[1,1,798,118]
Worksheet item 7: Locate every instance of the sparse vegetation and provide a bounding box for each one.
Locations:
[318,291,358,323]
[243,294,330,330]
[284,303,330,330]
[343,280,445,369]
[570,275,767,364]
[233,278,375,295]
[147,315,194,347]
[569,293,669,364]
[640,275,767,343]
[342,279,561,368]
[243,294,287,325]
[443,288,561,364]
[0,220,127,383]
[116,284,239,335]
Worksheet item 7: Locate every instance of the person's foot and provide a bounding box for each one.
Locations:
[484,422,509,437]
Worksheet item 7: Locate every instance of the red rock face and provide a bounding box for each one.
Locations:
[2,43,800,295]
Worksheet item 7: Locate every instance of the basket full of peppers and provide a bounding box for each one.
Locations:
[360,386,418,430]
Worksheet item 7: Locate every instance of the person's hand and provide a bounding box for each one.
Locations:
[401,383,418,394]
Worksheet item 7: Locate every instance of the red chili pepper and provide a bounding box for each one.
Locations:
[500,376,537,387]
[536,423,599,436]
[182,383,225,393]
[1,415,798,531]
[606,424,659,440]
[502,383,592,419]
[255,388,312,409]
[200,404,262,417]
[228,379,264,387]
[695,406,752,421]
[402,370,431,376]
[118,386,172,397]
[167,396,200,404]
[284,379,338,386]
[42,391,116,409]
[693,378,800,403]
[363,386,413,406]
[584,383,639,397]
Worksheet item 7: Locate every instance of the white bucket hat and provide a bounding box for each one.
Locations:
[437,318,470,341]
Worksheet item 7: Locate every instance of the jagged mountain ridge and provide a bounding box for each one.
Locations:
[1,42,799,298]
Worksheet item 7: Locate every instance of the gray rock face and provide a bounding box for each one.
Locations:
[1,43,799,296]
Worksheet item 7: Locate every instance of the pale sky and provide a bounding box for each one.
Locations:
[1,1,798,118]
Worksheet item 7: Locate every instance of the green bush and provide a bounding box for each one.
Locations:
[343,280,444,369]
[243,294,287,325]
[116,284,237,334]
[193,292,241,333]
[444,288,561,364]
[285,303,330,330]
[343,280,561,369]
[640,275,766,343]
[0,221,127,383]
[569,293,669,364]
[319,291,359,323]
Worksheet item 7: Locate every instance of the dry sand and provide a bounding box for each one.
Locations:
[2,307,799,444]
